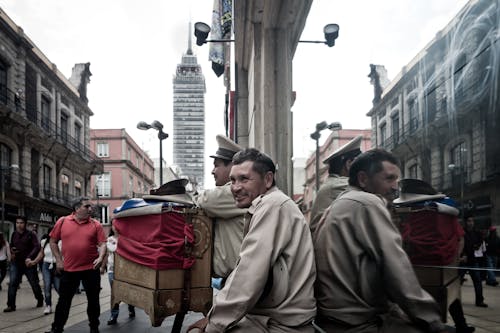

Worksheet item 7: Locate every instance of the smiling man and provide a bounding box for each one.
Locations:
[196,135,246,281]
[313,149,447,333]
[190,148,316,332]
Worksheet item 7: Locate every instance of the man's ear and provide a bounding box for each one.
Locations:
[264,171,274,189]
[357,171,369,189]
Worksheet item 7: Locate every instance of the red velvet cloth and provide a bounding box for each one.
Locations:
[114,211,195,270]
[401,211,462,266]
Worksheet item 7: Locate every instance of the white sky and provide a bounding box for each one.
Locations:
[0,0,468,187]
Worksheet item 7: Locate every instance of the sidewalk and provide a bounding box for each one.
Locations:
[1,274,499,332]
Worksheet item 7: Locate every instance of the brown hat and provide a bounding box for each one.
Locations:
[323,135,363,164]
[209,134,242,161]
[393,178,446,204]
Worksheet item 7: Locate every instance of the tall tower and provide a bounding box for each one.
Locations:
[172,25,206,189]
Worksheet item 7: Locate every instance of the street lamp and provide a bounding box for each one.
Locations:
[1,164,19,232]
[137,120,169,186]
[310,121,342,192]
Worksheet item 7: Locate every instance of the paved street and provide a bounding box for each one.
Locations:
[0,273,499,332]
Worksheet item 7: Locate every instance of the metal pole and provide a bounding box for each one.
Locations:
[159,132,163,186]
[315,138,320,192]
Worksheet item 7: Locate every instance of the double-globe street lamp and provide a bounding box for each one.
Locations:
[137,121,169,186]
[1,164,19,232]
[310,121,342,193]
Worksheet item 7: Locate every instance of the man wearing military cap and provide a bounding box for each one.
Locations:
[309,135,363,234]
[196,135,246,280]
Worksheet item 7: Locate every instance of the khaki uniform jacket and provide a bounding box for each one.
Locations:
[197,183,246,278]
[313,186,445,332]
[309,174,348,234]
[206,187,316,332]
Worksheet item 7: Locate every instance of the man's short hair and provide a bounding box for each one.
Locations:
[15,215,27,223]
[348,149,399,187]
[71,196,91,212]
[232,148,276,186]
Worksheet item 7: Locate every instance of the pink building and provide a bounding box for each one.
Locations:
[303,129,372,222]
[89,129,155,226]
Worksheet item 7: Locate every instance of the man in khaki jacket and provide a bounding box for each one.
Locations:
[196,135,246,280]
[191,148,316,332]
[313,149,447,333]
[309,135,363,234]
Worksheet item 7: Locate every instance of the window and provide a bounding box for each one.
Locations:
[60,113,68,143]
[100,205,110,225]
[43,164,52,197]
[74,181,82,197]
[0,60,7,104]
[391,113,399,145]
[41,96,51,131]
[0,143,12,168]
[75,123,82,147]
[409,99,418,132]
[379,123,387,146]
[127,147,131,160]
[409,164,418,179]
[61,174,69,198]
[450,142,467,188]
[129,175,134,197]
[97,142,109,157]
[96,173,111,197]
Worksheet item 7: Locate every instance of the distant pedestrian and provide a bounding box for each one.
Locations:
[31,228,61,315]
[485,226,499,286]
[463,215,488,307]
[45,197,106,333]
[3,215,44,312]
[106,225,134,325]
[0,232,11,290]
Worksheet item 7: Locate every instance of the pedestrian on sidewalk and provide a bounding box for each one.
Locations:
[45,197,107,333]
[32,228,61,315]
[106,224,134,325]
[0,232,10,290]
[3,215,44,312]
[485,226,499,286]
[463,214,488,307]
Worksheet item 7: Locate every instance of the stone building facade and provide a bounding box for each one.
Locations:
[0,9,102,237]
[89,129,155,225]
[367,0,500,227]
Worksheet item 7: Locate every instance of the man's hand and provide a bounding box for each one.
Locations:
[25,258,35,267]
[55,259,64,274]
[187,317,208,332]
[93,257,103,270]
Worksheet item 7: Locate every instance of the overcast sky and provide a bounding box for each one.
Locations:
[0,0,468,187]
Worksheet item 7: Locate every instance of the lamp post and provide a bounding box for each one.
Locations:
[310,121,342,192]
[137,120,169,186]
[1,164,19,232]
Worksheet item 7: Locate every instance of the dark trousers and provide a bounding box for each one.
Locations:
[7,261,43,308]
[51,269,101,332]
[469,262,484,304]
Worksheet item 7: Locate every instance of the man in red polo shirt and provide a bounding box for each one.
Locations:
[46,197,107,333]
